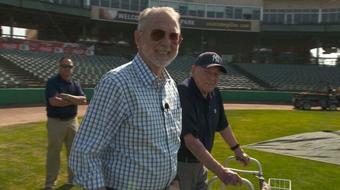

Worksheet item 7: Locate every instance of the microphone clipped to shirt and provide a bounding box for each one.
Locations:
[161,102,170,112]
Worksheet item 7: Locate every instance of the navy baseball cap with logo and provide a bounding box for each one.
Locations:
[194,52,227,74]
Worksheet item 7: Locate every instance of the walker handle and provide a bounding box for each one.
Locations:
[224,156,263,176]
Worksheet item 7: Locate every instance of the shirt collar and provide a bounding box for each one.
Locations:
[57,74,72,84]
[133,53,172,87]
[188,77,213,100]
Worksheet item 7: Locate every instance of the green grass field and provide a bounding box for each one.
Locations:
[0,110,340,190]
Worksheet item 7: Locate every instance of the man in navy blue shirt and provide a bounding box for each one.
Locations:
[176,52,250,190]
[44,57,87,190]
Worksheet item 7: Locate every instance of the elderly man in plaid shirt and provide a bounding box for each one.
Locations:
[69,7,182,190]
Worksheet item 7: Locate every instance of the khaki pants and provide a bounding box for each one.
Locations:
[45,117,78,188]
[177,161,208,190]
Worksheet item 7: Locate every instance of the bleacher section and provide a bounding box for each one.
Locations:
[0,67,23,87]
[167,55,195,83]
[0,50,262,90]
[0,49,128,87]
[167,56,262,90]
[219,64,263,90]
[237,63,340,91]
[2,49,339,92]
[71,54,127,87]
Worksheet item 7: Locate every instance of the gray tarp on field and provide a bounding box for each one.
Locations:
[245,130,340,165]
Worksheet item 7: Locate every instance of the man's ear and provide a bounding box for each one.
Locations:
[191,65,196,75]
[134,30,141,48]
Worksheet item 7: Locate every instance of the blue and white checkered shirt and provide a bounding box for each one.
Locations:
[69,54,182,190]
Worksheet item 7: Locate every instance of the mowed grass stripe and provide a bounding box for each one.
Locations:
[0,110,340,189]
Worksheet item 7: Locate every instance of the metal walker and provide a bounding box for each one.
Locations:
[207,156,291,190]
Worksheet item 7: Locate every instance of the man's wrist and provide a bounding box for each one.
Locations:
[230,144,240,151]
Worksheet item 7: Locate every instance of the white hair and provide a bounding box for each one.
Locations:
[137,7,180,30]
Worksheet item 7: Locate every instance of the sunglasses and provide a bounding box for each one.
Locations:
[60,64,74,69]
[150,29,182,44]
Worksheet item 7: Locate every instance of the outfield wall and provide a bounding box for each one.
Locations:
[221,90,293,103]
[0,88,293,107]
[0,88,94,107]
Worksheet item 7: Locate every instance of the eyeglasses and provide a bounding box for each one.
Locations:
[150,29,182,45]
[60,64,74,69]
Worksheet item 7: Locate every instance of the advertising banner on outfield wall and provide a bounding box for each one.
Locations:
[0,38,95,55]
[91,6,260,32]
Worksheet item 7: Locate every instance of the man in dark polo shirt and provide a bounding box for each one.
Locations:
[44,57,87,190]
[176,52,250,190]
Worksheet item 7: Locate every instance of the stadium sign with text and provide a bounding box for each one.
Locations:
[91,6,259,32]
[0,38,95,55]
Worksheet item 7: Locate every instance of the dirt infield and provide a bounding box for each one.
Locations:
[224,103,292,110]
[0,104,292,128]
[0,105,88,128]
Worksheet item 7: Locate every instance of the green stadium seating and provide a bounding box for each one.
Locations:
[3,49,339,91]
[0,49,128,87]
[237,63,340,91]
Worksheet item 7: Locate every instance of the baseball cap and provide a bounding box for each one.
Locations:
[194,52,227,73]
